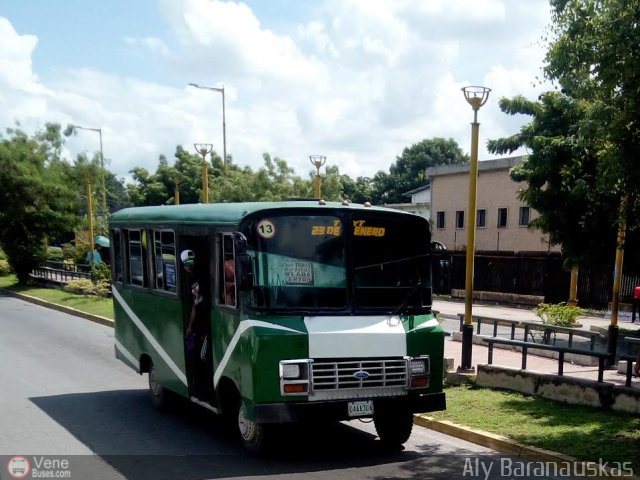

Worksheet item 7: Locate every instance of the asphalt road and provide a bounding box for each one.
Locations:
[0,293,585,480]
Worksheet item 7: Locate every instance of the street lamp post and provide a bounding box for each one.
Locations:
[195,143,213,203]
[607,194,628,363]
[189,83,227,173]
[309,155,326,199]
[86,176,95,277]
[459,86,491,373]
[73,125,107,232]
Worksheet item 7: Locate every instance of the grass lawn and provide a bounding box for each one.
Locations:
[0,274,114,319]
[430,384,640,469]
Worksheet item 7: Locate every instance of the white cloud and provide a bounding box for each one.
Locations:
[0,0,552,184]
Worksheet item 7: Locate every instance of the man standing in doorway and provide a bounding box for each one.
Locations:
[181,249,209,399]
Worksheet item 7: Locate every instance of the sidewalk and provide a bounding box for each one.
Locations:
[433,298,640,388]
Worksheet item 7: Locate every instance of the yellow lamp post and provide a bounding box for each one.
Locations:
[607,194,628,361]
[195,143,213,203]
[568,267,579,307]
[171,177,181,205]
[459,85,491,372]
[309,155,326,199]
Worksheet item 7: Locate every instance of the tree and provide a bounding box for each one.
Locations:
[487,93,622,267]
[0,125,80,283]
[370,138,468,204]
[544,0,640,235]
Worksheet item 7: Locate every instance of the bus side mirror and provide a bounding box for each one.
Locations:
[236,253,254,291]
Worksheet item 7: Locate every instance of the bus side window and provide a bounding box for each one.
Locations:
[126,229,149,288]
[111,229,124,283]
[218,233,236,307]
[153,230,177,294]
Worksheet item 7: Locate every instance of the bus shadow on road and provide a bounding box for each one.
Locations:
[30,389,434,480]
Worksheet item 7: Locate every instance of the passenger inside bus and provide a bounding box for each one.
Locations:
[224,258,236,305]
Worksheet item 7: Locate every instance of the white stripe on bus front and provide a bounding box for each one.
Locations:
[115,338,139,371]
[112,286,188,387]
[213,320,302,388]
[304,315,407,359]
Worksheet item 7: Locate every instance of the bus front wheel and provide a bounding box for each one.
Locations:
[237,400,268,453]
[373,406,413,448]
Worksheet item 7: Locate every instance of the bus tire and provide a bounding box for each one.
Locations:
[374,407,413,448]
[148,361,171,410]
[236,399,268,454]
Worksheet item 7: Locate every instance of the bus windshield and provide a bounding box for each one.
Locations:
[243,211,431,314]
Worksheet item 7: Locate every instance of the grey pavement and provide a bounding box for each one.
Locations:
[433,298,640,388]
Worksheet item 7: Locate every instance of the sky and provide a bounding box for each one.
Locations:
[0,0,553,183]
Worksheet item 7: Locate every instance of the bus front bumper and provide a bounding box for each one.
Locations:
[253,392,446,424]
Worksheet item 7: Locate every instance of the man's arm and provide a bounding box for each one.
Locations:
[186,305,196,335]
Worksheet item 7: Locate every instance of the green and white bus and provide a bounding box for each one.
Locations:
[110,200,446,451]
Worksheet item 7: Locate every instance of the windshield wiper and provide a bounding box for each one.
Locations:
[392,281,423,316]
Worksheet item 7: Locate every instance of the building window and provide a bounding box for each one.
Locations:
[436,211,445,229]
[497,208,508,228]
[477,209,486,229]
[455,210,464,229]
[518,206,530,227]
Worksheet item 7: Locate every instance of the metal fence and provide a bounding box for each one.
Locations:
[431,250,640,311]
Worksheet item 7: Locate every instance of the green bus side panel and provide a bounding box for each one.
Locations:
[212,315,309,405]
[406,314,445,393]
[114,288,188,397]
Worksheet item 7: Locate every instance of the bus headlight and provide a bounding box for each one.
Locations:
[410,358,427,375]
[409,356,430,389]
[279,360,311,396]
[282,363,301,379]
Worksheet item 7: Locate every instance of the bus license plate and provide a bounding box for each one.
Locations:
[348,400,373,417]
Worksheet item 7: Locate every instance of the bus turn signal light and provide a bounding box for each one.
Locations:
[283,383,308,394]
[411,377,428,389]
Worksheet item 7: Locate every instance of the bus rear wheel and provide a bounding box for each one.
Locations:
[237,400,268,453]
[148,361,171,410]
[373,407,413,448]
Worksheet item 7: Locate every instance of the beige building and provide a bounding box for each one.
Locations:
[425,156,556,252]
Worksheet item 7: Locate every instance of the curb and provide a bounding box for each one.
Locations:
[413,415,640,480]
[1,288,114,328]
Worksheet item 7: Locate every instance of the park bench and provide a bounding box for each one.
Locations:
[620,336,640,387]
[481,337,613,382]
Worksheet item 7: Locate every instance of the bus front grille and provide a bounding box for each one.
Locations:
[310,358,408,401]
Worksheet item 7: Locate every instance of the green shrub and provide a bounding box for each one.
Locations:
[94,280,112,297]
[534,302,584,327]
[0,259,12,276]
[63,278,112,297]
[93,262,111,283]
[46,246,64,262]
[63,279,95,295]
